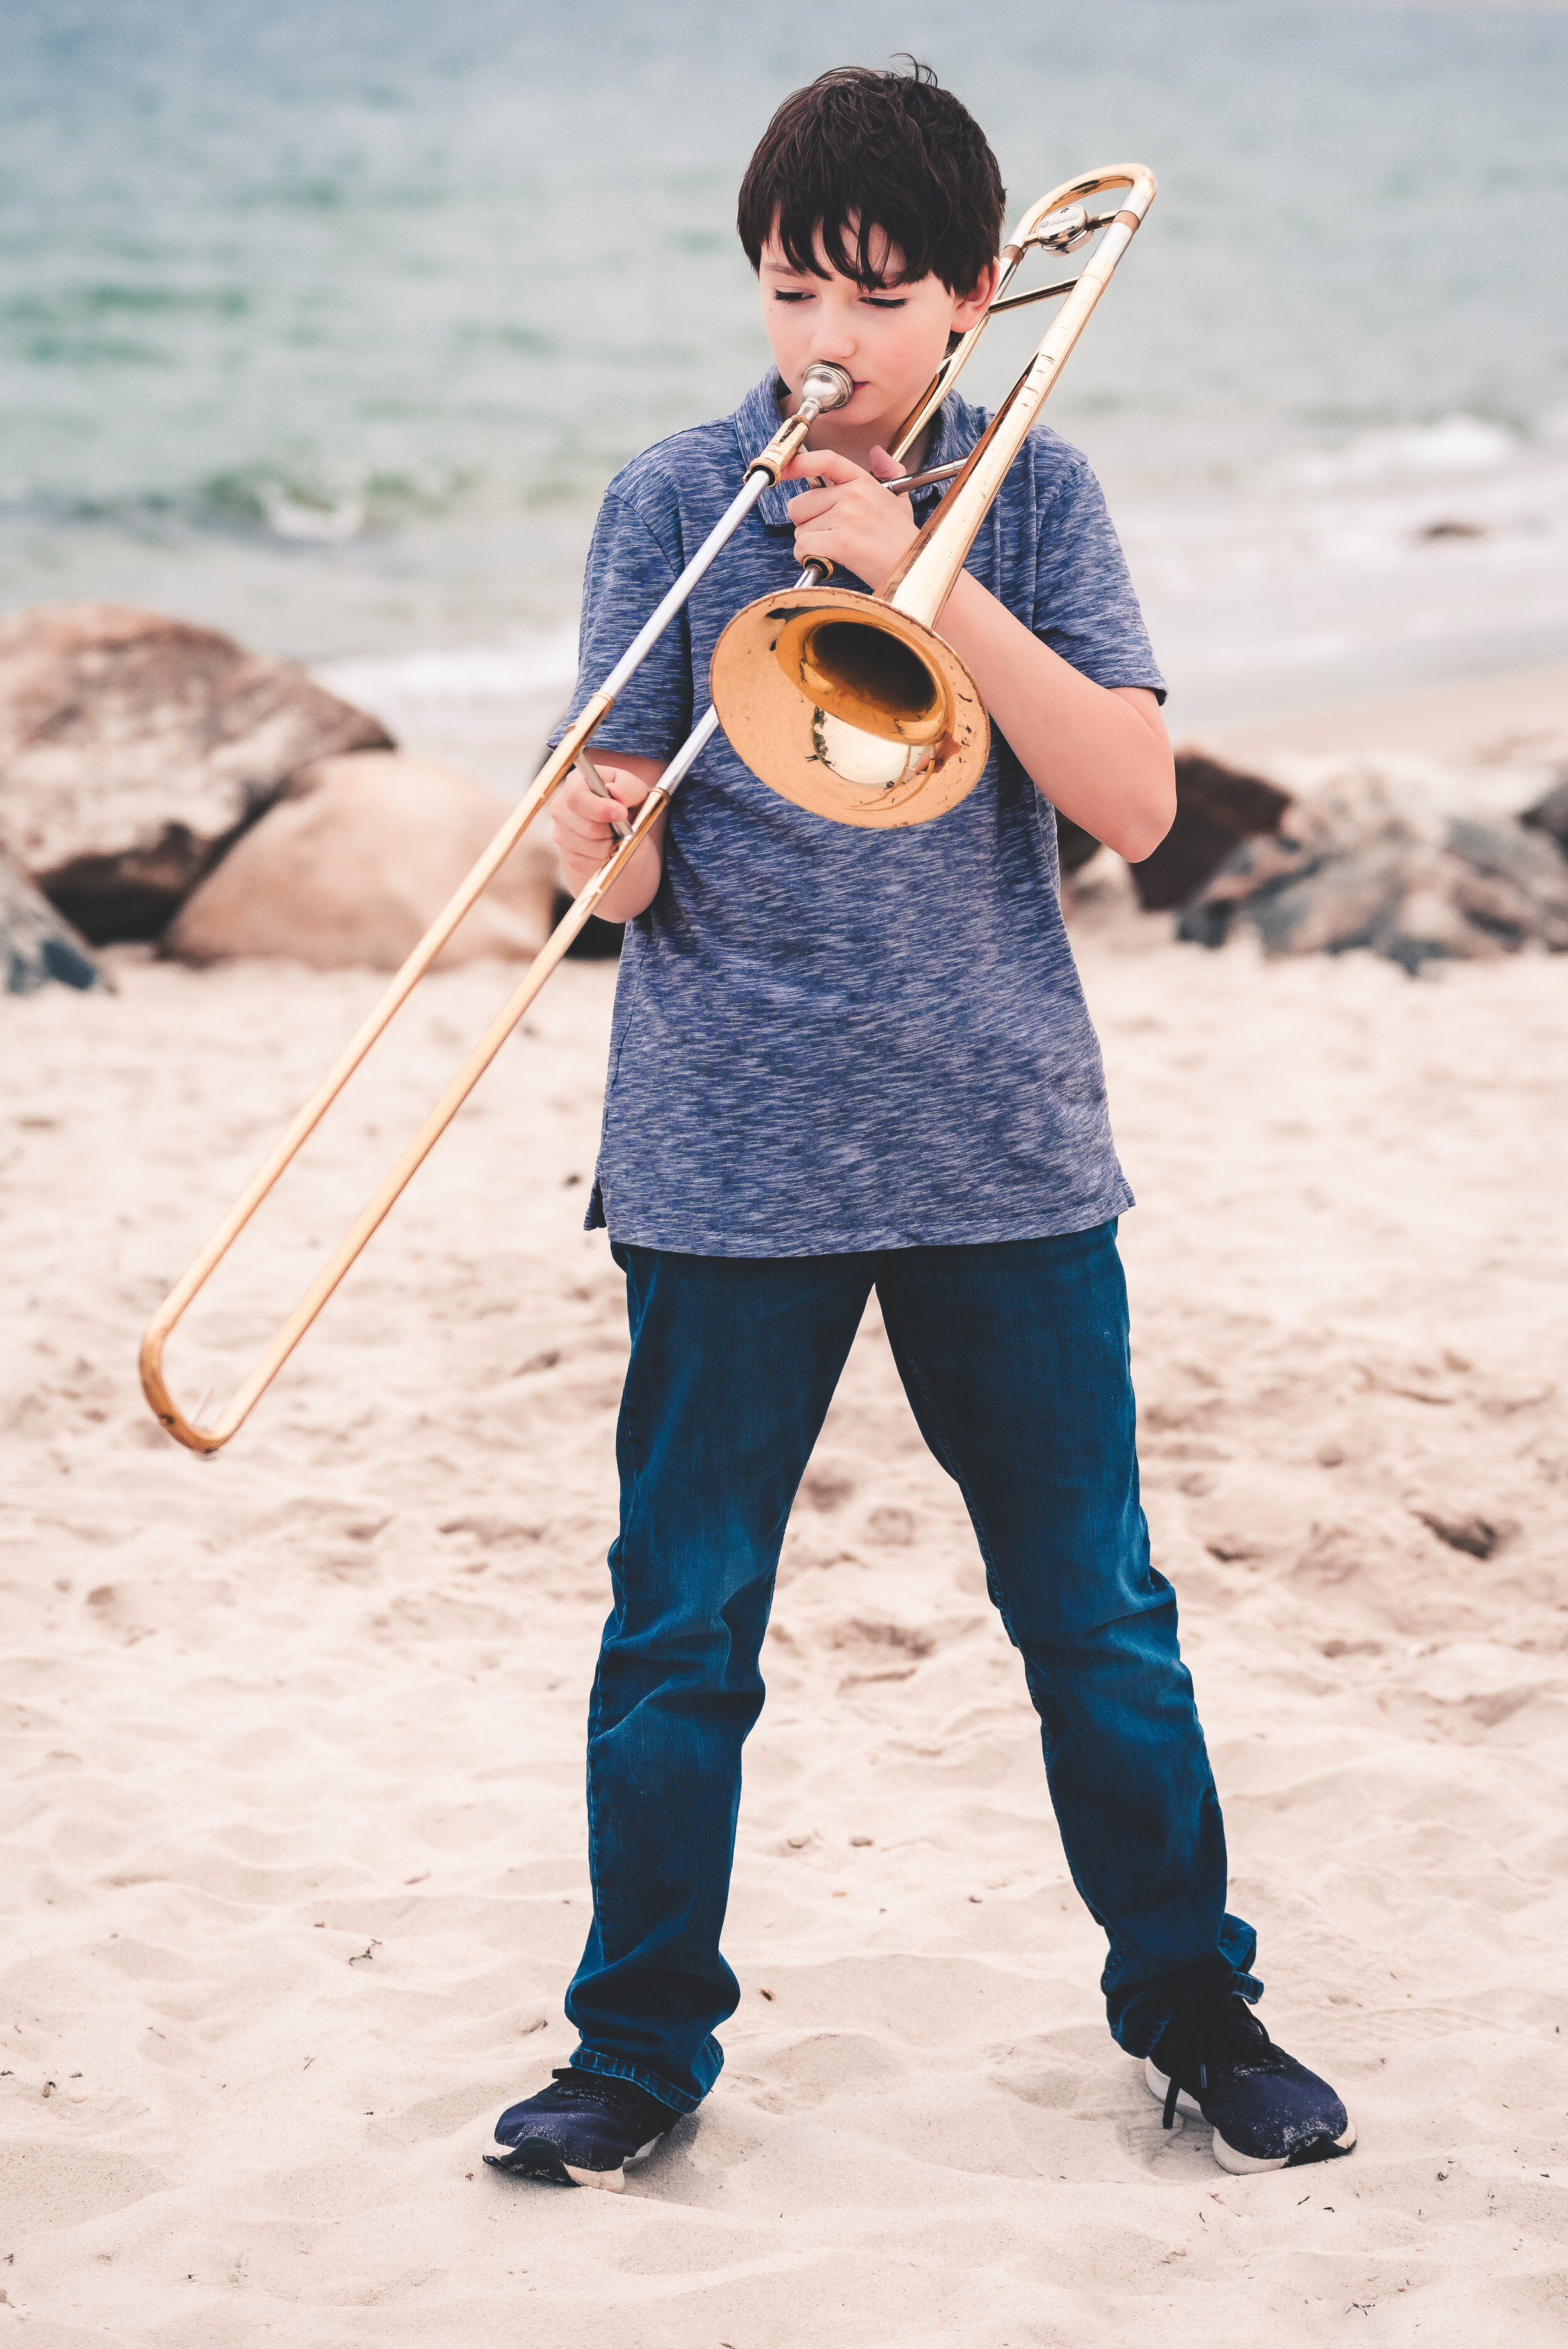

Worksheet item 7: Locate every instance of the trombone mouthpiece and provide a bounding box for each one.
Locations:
[799,361,854,415]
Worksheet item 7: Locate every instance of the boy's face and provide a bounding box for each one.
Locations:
[759,216,994,446]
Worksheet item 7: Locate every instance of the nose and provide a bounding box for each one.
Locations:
[810,295,859,366]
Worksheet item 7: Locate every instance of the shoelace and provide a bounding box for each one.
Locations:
[536,2067,632,2114]
[1153,1984,1285,2131]
[532,2066,672,2140]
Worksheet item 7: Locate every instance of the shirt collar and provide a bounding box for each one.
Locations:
[733,367,975,532]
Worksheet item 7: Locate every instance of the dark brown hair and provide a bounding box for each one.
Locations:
[736,61,1006,296]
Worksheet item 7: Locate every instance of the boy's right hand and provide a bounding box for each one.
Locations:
[551,758,655,896]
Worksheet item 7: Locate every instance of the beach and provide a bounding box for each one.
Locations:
[4,666,1565,2345]
[6,3,1568,2335]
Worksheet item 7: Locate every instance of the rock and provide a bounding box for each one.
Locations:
[1130,752,1293,913]
[164,752,560,970]
[0,604,393,943]
[1414,1510,1503,1559]
[1179,789,1568,972]
[1521,777,1568,859]
[2,849,109,995]
[1445,816,1568,940]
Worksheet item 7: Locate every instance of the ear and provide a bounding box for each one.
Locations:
[950,260,999,331]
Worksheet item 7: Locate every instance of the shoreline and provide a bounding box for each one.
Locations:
[1200,660,1568,773]
[334,654,1568,819]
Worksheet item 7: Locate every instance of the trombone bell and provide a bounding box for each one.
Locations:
[709,585,989,829]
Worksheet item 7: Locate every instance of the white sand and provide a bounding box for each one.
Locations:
[4,747,1568,2341]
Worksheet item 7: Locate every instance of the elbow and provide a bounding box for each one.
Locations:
[1102,770,1176,866]
[1120,742,1177,863]
[1110,809,1173,866]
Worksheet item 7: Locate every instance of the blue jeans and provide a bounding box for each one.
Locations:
[566,1224,1258,2116]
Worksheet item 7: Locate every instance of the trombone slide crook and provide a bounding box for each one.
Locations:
[139,773,672,1455]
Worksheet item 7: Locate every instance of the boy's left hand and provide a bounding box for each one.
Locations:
[781,447,920,591]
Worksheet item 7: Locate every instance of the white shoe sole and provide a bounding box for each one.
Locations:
[561,2133,664,2193]
[1144,2057,1356,2173]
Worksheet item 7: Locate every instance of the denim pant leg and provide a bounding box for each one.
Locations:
[566,1244,874,2113]
[875,1224,1258,2058]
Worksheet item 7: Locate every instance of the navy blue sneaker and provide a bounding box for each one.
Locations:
[1146,1990,1355,2173]
[484,2067,672,2191]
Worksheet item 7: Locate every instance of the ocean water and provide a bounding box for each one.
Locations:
[2,0,1565,745]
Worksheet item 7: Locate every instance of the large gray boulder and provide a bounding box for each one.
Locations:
[1522,776,1568,859]
[0,604,393,942]
[164,751,559,970]
[2,849,109,994]
[1180,790,1568,972]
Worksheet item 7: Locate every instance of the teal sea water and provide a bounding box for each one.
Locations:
[2,0,1565,732]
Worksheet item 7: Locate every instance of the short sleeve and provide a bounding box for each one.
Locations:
[548,485,696,756]
[1032,452,1165,703]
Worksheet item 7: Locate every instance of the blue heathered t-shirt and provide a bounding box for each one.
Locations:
[551,368,1165,1257]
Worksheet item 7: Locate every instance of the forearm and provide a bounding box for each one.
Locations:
[935,573,1174,863]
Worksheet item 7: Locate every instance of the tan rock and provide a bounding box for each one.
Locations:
[0,603,392,941]
[164,751,560,970]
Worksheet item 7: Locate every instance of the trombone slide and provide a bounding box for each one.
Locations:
[138,178,1155,1451]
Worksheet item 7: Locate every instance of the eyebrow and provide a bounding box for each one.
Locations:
[760,258,912,287]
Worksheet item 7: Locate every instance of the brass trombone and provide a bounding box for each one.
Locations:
[139,164,1156,1455]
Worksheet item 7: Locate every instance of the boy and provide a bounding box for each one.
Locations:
[488,63,1353,2189]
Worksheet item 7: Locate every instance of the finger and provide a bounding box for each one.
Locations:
[785,485,840,522]
[558,772,618,825]
[555,776,627,839]
[867,445,902,481]
[595,762,651,810]
[788,475,888,521]
[553,808,618,859]
[573,757,648,815]
[778,447,865,485]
